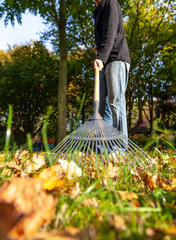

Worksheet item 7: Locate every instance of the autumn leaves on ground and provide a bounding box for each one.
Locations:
[0,150,176,240]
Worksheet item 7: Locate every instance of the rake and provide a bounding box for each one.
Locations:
[48,69,153,171]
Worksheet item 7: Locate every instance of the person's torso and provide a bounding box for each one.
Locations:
[93,0,131,64]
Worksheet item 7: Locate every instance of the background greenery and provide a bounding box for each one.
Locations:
[0,0,175,148]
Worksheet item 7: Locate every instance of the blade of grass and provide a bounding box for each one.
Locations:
[162,138,176,151]
[27,133,33,157]
[73,93,86,131]
[143,136,160,151]
[42,106,53,166]
[4,105,13,161]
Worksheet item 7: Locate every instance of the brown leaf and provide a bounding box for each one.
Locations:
[0,178,57,239]
[109,213,127,231]
[117,190,138,201]
[24,153,45,173]
[30,227,93,240]
[81,197,99,208]
[39,160,82,182]
[69,182,81,200]
[0,161,25,178]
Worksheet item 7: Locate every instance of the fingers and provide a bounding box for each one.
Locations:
[94,59,104,71]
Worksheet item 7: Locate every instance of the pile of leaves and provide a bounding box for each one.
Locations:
[0,150,176,240]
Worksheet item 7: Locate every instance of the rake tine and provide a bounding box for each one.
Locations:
[90,140,95,167]
[113,128,153,169]
[127,139,153,169]
[51,138,72,160]
[72,140,86,163]
[108,139,128,170]
[79,140,90,166]
[112,138,138,170]
[57,139,80,162]
[124,138,152,169]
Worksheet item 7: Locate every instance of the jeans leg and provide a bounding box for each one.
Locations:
[105,61,130,138]
[99,69,113,126]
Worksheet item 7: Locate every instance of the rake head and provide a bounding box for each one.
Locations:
[47,116,153,171]
[47,69,153,172]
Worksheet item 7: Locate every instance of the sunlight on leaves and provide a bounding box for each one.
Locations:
[0,178,56,239]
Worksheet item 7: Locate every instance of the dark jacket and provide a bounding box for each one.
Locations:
[93,0,131,65]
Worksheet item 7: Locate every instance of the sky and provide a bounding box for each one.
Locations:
[0,13,52,51]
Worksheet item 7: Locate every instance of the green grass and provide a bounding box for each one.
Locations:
[0,106,176,239]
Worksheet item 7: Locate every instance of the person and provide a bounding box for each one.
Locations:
[93,0,131,142]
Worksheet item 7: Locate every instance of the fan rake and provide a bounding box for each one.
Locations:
[47,69,153,171]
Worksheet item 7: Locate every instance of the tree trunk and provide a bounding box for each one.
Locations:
[58,0,67,142]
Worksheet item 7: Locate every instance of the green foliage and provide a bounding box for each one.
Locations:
[0,0,176,139]
[0,42,59,144]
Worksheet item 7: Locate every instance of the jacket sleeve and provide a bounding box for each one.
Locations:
[96,0,119,64]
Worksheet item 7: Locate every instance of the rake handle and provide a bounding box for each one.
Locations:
[94,68,100,112]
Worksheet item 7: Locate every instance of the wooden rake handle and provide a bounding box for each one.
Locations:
[94,68,100,104]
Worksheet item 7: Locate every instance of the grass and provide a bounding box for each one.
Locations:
[0,107,176,240]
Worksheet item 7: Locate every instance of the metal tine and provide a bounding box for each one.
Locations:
[104,139,117,166]
[95,139,98,166]
[68,127,90,162]
[127,139,153,169]
[111,138,138,169]
[124,142,147,169]
[90,140,95,167]
[44,136,68,161]
[99,127,110,165]
[79,140,90,166]
[45,137,71,163]
[56,139,80,162]
[111,137,139,165]
[125,138,152,169]
[109,129,148,167]
[53,136,78,162]
[96,127,104,166]
[72,139,86,163]
[108,139,129,170]
[112,127,153,166]
[82,140,91,168]
[49,136,69,154]
[123,137,153,169]
[53,137,72,155]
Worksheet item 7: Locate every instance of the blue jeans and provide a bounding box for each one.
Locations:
[99,61,130,138]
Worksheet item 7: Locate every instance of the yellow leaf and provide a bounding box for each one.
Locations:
[117,190,138,201]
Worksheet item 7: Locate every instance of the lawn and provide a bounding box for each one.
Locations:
[0,148,176,240]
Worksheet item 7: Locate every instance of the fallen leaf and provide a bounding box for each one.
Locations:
[145,227,155,237]
[0,161,25,178]
[24,153,45,173]
[81,197,99,208]
[0,153,5,162]
[58,159,82,179]
[117,190,138,201]
[69,182,81,200]
[0,178,57,239]
[170,178,176,190]
[30,227,90,240]
[165,227,176,235]
[109,213,127,231]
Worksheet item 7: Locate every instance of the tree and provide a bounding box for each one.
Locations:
[0,42,59,144]
[123,0,176,133]
[0,0,68,142]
